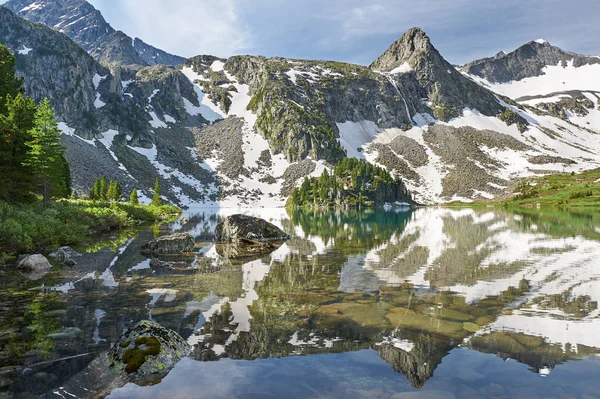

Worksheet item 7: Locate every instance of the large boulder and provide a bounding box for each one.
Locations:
[141,233,195,255]
[17,254,52,272]
[215,214,289,244]
[108,320,190,378]
[49,246,82,266]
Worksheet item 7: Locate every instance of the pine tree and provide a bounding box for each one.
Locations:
[152,177,161,206]
[0,45,24,115]
[59,154,71,198]
[130,188,139,205]
[0,93,37,202]
[107,180,116,201]
[114,181,122,201]
[100,176,108,200]
[23,98,65,205]
[91,178,101,200]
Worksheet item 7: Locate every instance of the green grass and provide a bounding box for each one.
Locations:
[0,200,180,261]
[503,168,600,208]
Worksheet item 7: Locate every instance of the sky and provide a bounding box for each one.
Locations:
[5,0,600,65]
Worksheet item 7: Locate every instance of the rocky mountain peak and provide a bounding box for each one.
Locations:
[4,0,184,67]
[369,27,436,72]
[461,39,600,83]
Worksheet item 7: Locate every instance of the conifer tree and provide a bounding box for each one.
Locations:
[130,188,139,205]
[152,177,161,206]
[107,180,116,201]
[114,181,122,201]
[0,94,37,203]
[0,45,24,115]
[100,176,108,200]
[23,98,64,205]
[91,178,101,200]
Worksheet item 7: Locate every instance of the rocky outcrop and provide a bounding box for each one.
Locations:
[17,254,52,272]
[216,215,289,245]
[370,27,505,120]
[4,0,184,67]
[108,320,190,376]
[141,233,195,255]
[461,40,600,84]
[49,246,81,266]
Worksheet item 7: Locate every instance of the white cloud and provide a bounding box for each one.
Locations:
[89,0,251,58]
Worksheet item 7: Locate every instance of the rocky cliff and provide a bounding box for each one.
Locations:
[4,0,184,67]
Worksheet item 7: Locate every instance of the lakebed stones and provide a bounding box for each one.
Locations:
[141,233,195,255]
[215,215,289,258]
[49,246,82,266]
[109,320,190,377]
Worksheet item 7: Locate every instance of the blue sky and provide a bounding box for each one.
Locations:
[6,0,600,65]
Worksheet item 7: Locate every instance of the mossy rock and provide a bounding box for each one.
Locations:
[470,332,526,354]
[512,333,544,348]
[108,320,190,379]
[388,307,417,315]
[416,305,474,321]
[462,322,480,333]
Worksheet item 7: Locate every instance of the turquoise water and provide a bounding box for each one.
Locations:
[2,207,600,398]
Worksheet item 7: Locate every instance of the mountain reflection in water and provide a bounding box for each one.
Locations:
[2,207,600,398]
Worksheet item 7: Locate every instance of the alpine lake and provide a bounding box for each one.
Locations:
[2,206,600,399]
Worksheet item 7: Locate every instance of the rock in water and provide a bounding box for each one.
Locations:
[49,246,82,266]
[141,233,195,255]
[17,254,52,272]
[215,214,289,244]
[109,320,190,377]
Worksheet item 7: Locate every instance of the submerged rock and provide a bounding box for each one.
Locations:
[49,246,82,266]
[141,233,195,255]
[215,214,289,245]
[214,215,289,258]
[17,254,52,272]
[109,320,190,377]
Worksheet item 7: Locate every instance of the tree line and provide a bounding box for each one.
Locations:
[89,176,162,206]
[290,158,411,208]
[0,45,70,205]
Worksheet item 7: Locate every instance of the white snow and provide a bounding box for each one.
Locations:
[285,69,319,85]
[92,74,107,90]
[181,67,226,122]
[58,122,96,146]
[20,2,43,12]
[92,309,106,344]
[148,111,167,128]
[534,39,549,44]
[164,114,176,123]
[94,92,105,109]
[210,60,225,72]
[465,60,600,99]
[17,46,33,55]
[388,63,413,74]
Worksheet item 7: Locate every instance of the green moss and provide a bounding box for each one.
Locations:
[122,336,161,374]
[120,340,131,348]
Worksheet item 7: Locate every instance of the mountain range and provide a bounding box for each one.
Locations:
[1,0,599,206]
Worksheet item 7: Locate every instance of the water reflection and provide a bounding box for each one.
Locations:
[1,207,600,398]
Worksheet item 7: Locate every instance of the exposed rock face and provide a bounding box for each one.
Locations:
[17,254,52,272]
[141,233,195,255]
[461,40,600,83]
[49,246,82,266]
[108,320,190,377]
[215,215,289,245]
[370,27,504,120]
[4,0,184,67]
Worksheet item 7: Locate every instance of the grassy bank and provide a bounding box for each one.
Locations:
[0,200,179,261]
[502,168,600,208]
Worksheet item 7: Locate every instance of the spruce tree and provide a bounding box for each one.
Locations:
[152,177,161,206]
[0,93,37,202]
[130,188,139,205]
[114,181,122,201]
[23,98,65,205]
[0,45,24,115]
[100,176,108,200]
[91,178,101,200]
[107,180,116,201]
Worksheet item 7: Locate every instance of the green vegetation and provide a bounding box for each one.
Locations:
[497,108,528,133]
[289,158,411,208]
[0,200,179,261]
[152,177,162,206]
[122,336,161,373]
[504,168,600,208]
[130,188,139,205]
